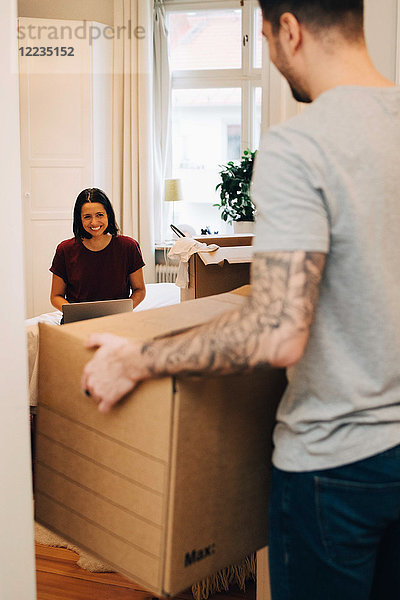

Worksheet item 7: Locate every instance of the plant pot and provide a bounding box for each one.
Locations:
[233,221,254,234]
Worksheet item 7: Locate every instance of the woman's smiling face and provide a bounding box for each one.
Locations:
[81,202,109,237]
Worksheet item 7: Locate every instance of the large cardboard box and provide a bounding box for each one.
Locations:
[35,288,286,597]
[181,246,253,302]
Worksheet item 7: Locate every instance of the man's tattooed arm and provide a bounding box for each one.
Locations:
[142,251,326,376]
[82,251,325,412]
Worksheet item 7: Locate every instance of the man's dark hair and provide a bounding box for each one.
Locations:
[73,187,119,239]
[258,0,364,39]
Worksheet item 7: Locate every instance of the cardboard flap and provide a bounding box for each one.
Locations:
[197,246,253,266]
[228,284,251,297]
[194,234,254,247]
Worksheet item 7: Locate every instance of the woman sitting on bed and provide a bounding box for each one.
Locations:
[50,188,146,312]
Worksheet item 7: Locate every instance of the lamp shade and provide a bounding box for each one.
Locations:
[164,178,183,203]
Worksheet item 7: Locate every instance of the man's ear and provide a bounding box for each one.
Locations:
[279,12,302,55]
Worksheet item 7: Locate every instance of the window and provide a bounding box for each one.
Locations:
[165,0,263,236]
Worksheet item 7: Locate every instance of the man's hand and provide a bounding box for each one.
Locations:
[81,333,148,414]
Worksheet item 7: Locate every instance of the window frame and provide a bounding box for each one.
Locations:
[166,0,262,160]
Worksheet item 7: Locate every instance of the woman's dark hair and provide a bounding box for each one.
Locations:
[258,0,364,39]
[73,188,119,239]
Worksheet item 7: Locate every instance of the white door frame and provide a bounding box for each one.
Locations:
[396,0,400,84]
[0,1,36,598]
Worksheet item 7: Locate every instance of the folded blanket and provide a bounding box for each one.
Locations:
[26,311,62,406]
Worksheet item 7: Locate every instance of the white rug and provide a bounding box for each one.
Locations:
[34,521,113,572]
[35,521,255,599]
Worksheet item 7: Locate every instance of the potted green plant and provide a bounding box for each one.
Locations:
[214,149,257,233]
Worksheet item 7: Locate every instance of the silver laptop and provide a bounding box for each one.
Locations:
[62,298,132,324]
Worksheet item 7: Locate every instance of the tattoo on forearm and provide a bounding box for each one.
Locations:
[142,251,325,376]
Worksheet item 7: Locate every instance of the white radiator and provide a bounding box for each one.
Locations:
[155,263,179,283]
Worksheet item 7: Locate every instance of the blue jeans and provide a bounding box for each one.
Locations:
[268,444,400,600]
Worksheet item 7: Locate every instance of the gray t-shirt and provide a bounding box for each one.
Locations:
[252,86,400,472]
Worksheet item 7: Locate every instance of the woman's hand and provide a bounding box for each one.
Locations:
[129,268,146,309]
[81,333,149,413]
[50,273,69,311]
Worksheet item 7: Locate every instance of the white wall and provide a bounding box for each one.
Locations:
[18,0,113,25]
[365,0,398,81]
[0,1,36,599]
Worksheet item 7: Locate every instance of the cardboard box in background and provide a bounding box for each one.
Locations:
[35,288,286,597]
[181,243,253,302]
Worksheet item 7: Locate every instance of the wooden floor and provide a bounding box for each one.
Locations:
[35,543,256,600]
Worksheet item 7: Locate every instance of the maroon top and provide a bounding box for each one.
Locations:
[50,235,145,303]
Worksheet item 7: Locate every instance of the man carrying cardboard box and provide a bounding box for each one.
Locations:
[82,1,400,598]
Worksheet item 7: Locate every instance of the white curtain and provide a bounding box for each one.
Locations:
[153,1,171,243]
[113,0,171,284]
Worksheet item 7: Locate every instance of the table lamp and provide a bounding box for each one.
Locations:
[164,178,183,226]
